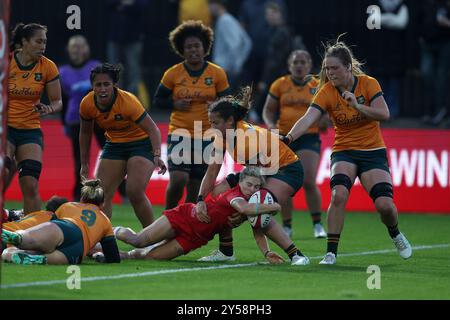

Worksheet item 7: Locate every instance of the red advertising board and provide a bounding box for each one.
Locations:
[4,121,450,213]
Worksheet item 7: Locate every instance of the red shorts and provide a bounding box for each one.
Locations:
[163,203,209,254]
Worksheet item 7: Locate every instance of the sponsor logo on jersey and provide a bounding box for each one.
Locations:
[204,77,213,86]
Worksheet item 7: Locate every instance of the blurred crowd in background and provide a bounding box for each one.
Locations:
[10,0,450,127]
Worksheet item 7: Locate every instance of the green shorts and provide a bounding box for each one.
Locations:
[331,149,390,178]
[226,160,304,197]
[7,126,43,149]
[289,133,321,154]
[270,160,304,196]
[101,138,154,162]
[167,135,213,180]
[52,219,84,264]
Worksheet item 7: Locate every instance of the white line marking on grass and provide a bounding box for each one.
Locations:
[309,243,450,260]
[0,263,259,289]
[1,243,449,289]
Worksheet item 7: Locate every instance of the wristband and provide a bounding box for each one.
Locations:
[281,134,292,145]
[287,133,293,144]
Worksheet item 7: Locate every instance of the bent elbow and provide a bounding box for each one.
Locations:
[379,110,390,122]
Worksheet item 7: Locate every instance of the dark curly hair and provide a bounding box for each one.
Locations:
[45,196,68,212]
[90,63,121,84]
[169,20,214,58]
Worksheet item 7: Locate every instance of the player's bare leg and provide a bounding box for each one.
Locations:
[115,215,175,248]
[96,159,127,219]
[360,169,412,259]
[16,143,43,214]
[165,170,189,209]
[126,156,155,227]
[320,161,357,264]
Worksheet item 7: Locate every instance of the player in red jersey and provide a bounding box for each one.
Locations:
[113,167,310,265]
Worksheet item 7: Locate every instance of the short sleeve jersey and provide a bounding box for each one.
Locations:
[55,202,114,257]
[160,62,229,137]
[80,88,148,143]
[269,75,320,135]
[213,121,299,170]
[8,53,59,129]
[311,75,385,152]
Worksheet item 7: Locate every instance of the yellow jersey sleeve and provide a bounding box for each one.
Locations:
[215,67,230,94]
[160,66,176,90]
[123,92,147,123]
[310,84,330,114]
[44,58,60,83]
[269,77,282,99]
[366,76,384,104]
[79,92,95,120]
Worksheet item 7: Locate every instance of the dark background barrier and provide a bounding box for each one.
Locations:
[10,0,436,118]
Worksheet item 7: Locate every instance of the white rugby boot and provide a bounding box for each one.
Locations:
[319,252,337,265]
[197,250,236,262]
[291,254,310,265]
[392,232,412,259]
[314,223,327,238]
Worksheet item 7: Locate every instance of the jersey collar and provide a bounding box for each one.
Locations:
[336,75,358,95]
[290,75,312,87]
[14,51,38,71]
[183,61,208,78]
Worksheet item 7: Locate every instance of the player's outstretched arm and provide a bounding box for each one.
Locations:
[230,198,281,216]
[98,236,120,263]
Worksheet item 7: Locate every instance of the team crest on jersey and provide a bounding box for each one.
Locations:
[356,95,365,104]
[114,114,124,121]
[204,77,213,86]
[34,73,42,81]
[310,88,317,95]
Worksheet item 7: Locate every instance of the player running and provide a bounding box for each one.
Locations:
[283,39,412,264]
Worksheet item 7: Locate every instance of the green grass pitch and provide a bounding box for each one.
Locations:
[1,202,449,300]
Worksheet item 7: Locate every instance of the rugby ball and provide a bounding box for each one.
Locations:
[247,189,275,229]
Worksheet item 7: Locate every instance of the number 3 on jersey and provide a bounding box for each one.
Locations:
[81,209,96,227]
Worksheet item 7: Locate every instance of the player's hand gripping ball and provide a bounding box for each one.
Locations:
[247,189,275,229]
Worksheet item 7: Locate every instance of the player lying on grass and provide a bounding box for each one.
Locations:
[1,179,121,265]
[2,196,69,238]
[106,166,310,265]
